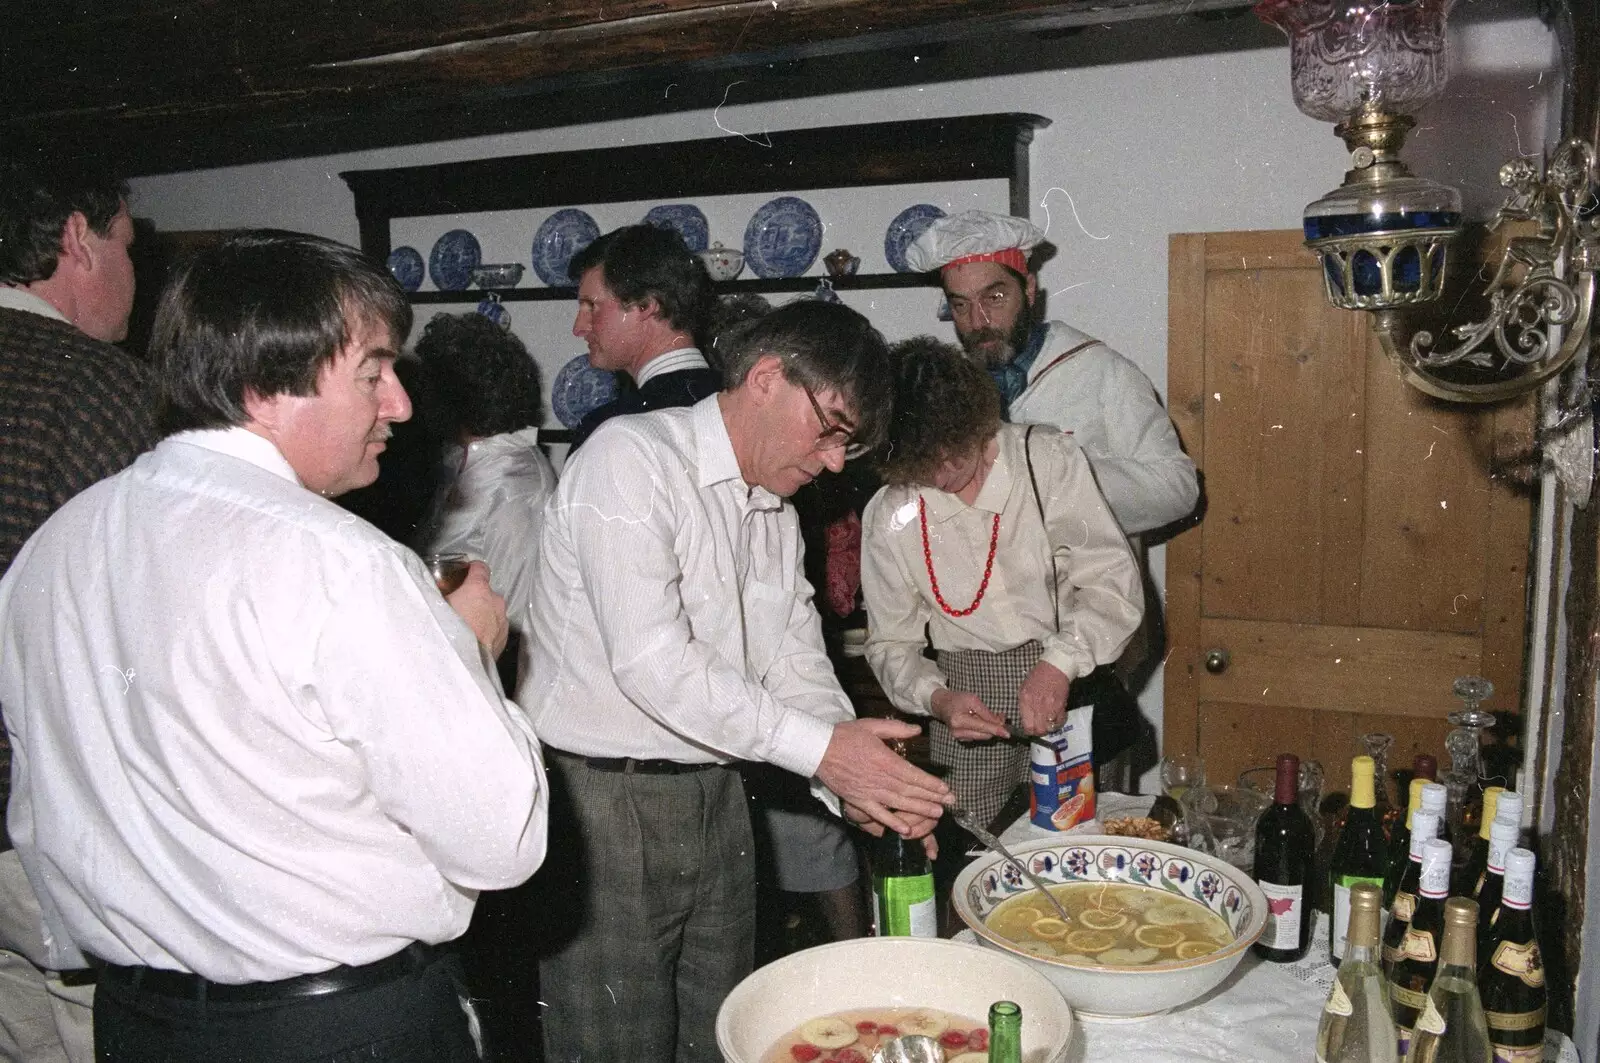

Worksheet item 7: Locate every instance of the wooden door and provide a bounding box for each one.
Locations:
[1164,230,1534,798]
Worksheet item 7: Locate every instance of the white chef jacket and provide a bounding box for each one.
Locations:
[0,427,547,982]
[860,424,1143,716]
[1011,321,1198,536]
[517,396,851,776]
[415,426,556,648]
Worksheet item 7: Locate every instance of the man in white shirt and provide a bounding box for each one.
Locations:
[0,230,548,1063]
[905,209,1198,536]
[519,300,951,1063]
[566,223,723,450]
[0,155,157,1063]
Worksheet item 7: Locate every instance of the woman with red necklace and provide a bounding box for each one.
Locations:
[861,338,1142,895]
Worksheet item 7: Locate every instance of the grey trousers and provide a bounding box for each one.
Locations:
[537,754,755,1063]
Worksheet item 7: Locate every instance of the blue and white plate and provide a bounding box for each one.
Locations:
[386,246,424,292]
[885,204,947,273]
[743,196,823,279]
[643,204,710,253]
[550,354,620,429]
[532,209,601,287]
[428,230,482,292]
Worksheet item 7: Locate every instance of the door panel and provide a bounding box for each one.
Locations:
[1166,230,1534,799]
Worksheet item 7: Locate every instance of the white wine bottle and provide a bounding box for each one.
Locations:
[1316,881,1399,1063]
[1405,897,1491,1063]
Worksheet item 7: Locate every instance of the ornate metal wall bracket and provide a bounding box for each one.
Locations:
[1368,139,1599,500]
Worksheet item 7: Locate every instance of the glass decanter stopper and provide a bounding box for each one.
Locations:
[1444,676,1495,842]
[1361,732,1398,833]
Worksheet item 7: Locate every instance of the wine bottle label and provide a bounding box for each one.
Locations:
[1415,995,1448,1036]
[1491,1045,1545,1063]
[1323,978,1354,1018]
[1400,926,1438,963]
[1491,940,1546,987]
[876,873,937,937]
[1390,984,1429,1011]
[1258,881,1303,949]
[1382,943,1402,967]
[1485,1005,1548,1031]
[1393,891,1416,923]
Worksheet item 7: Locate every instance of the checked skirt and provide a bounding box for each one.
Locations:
[931,641,1043,828]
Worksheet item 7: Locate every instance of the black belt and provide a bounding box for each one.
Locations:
[89,941,439,1004]
[549,748,728,776]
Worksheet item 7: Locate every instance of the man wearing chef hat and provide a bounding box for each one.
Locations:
[905,209,1197,537]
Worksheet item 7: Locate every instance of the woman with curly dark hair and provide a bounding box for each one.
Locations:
[411,312,555,667]
[860,337,1142,859]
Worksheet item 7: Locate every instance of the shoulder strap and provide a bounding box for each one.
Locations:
[1023,425,1062,633]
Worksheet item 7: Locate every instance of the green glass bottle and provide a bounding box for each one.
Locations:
[871,828,936,937]
[1331,755,1389,966]
[1479,848,1545,1063]
[987,1000,1022,1063]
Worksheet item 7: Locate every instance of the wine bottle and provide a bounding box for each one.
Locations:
[1468,794,1523,901]
[1316,881,1399,1063]
[1331,755,1389,966]
[1412,754,1438,783]
[1383,810,1442,979]
[1254,753,1317,961]
[1479,849,1544,1063]
[1419,782,1449,850]
[1389,838,1452,1059]
[1405,897,1490,1063]
[871,827,936,937]
[988,1000,1023,1063]
[1453,787,1503,896]
[1475,818,1524,951]
[1386,778,1430,908]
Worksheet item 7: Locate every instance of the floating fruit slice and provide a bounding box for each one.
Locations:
[854,1021,878,1035]
[1056,952,1098,964]
[939,1029,970,1049]
[1099,945,1161,965]
[1017,940,1056,956]
[1064,928,1117,953]
[799,1018,857,1050]
[990,904,1044,936]
[1031,916,1071,940]
[895,1012,948,1037]
[1078,908,1130,931]
[1145,902,1201,926]
[1134,924,1187,949]
[789,1045,822,1062]
[1176,939,1219,959]
[948,1055,988,1063]
[968,1029,988,1051]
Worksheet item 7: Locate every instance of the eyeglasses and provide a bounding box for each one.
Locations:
[803,385,871,460]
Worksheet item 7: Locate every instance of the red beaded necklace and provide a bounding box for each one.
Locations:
[918,496,1000,618]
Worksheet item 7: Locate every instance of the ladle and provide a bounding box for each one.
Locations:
[950,805,1073,925]
[871,1033,943,1063]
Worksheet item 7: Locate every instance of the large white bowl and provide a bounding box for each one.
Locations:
[716,936,1074,1062]
[953,834,1266,1022]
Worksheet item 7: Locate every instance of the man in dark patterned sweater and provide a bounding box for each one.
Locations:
[0,155,157,1063]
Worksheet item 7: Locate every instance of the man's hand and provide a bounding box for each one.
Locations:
[446,561,508,657]
[843,802,940,859]
[1018,660,1071,736]
[930,688,1011,742]
[817,718,951,837]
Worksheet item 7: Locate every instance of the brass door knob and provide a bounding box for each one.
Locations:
[1204,649,1230,675]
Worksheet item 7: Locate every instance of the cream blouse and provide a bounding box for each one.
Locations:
[861,423,1143,716]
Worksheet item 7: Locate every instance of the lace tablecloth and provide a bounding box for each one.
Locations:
[976,795,1578,1062]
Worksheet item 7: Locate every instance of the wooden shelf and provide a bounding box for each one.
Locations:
[340,113,1050,264]
[407,271,940,304]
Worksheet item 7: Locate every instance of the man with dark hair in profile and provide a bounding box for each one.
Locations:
[0,230,547,1063]
[0,153,157,1063]
[566,223,721,450]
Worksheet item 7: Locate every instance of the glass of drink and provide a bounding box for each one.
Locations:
[425,552,471,595]
[1159,751,1207,801]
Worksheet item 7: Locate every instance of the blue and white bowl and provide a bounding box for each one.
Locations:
[532,209,601,287]
[954,834,1267,1021]
[429,230,482,292]
[386,246,424,292]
